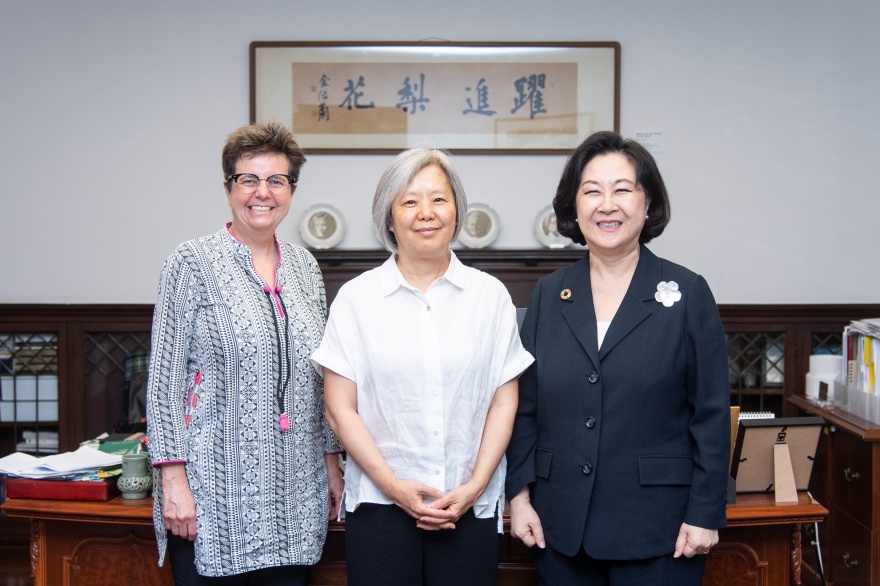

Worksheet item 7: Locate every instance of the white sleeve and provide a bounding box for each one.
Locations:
[310,286,358,381]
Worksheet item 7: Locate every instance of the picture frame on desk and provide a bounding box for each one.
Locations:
[730,416,825,493]
[250,41,620,153]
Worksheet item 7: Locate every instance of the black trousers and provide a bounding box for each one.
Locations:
[166,533,311,586]
[344,503,499,586]
[533,544,707,586]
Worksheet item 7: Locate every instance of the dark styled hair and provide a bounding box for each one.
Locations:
[553,131,670,246]
[221,121,306,189]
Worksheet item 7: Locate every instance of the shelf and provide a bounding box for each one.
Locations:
[788,394,880,442]
[730,387,785,396]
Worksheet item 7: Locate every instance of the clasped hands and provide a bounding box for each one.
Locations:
[386,476,481,531]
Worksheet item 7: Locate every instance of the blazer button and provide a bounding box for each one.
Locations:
[582,463,593,475]
[588,372,599,383]
[584,417,596,429]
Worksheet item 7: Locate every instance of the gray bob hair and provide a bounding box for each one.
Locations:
[372,146,467,253]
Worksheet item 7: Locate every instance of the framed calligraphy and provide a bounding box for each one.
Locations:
[250,41,620,154]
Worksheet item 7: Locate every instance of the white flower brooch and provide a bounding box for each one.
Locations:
[655,281,681,307]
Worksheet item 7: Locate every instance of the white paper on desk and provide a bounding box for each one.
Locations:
[0,446,121,478]
[0,452,39,475]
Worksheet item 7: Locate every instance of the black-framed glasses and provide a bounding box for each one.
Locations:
[226,173,298,193]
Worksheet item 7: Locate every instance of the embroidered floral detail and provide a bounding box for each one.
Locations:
[184,369,202,428]
[655,281,681,307]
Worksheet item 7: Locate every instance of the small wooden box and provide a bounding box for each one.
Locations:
[5,476,120,501]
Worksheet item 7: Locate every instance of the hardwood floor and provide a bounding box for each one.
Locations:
[0,546,32,586]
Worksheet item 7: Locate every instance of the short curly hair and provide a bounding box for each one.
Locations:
[553,131,670,246]
[221,121,306,188]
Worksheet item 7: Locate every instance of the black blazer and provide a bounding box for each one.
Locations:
[506,245,729,560]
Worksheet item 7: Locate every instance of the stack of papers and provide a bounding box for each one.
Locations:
[845,318,880,395]
[0,446,122,480]
[851,318,880,338]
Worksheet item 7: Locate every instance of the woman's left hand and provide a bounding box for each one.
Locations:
[417,482,482,531]
[325,453,344,520]
[415,378,519,531]
[673,522,719,558]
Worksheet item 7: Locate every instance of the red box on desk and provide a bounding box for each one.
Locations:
[5,476,120,501]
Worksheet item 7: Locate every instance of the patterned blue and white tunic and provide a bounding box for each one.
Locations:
[146,225,341,577]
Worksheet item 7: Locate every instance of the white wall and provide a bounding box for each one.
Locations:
[1,0,878,304]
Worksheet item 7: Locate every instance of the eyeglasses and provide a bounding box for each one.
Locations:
[226,173,298,193]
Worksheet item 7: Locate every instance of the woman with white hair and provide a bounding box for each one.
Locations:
[311,146,533,586]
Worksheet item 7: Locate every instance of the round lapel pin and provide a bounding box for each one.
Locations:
[560,288,572,300]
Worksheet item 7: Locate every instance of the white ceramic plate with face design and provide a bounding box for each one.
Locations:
[456,203,500,249]
[299,204,346,249]
[534,205,572,248]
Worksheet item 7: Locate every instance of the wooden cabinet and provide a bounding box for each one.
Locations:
[791,395,880,585]
[0,306,153,554]
[1,259,878,583]
[703,493,828,586]
[833,510,873,585]
[2,493,826,586]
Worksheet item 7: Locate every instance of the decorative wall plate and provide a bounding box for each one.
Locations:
[299,204,345,249]
[457,203,500,249]
[534,205,572,248]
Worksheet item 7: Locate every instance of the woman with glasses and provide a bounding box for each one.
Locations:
[311,146,533,586]
[146,121,343,585]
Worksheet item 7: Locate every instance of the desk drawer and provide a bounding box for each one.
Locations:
[831,508,873,586]
[831,429,873,522]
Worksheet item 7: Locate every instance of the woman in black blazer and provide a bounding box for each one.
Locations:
[506,131,730,585]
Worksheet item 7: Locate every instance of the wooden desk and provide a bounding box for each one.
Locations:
[705,492,828,586]
[2,493,825,586]
[1,495,172,586]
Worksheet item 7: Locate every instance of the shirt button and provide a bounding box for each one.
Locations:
[435,470,441,475]
[426,306,431,311]
[584,417,596,429]
[582,463,593,475]
[433,390,438,396]
[588,372,599,384]
[433,431,439,436]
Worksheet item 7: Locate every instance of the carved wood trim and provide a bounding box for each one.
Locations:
[63,532,165,586]
[29,518,40,579]
[703,541,769,586]
[791,523,802,585]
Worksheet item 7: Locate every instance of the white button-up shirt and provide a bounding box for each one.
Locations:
[311,252,533,527]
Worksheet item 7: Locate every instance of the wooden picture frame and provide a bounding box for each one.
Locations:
[250,41,620,154]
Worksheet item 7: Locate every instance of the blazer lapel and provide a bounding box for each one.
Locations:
[561,254,601,371]
[599,245,662,360]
